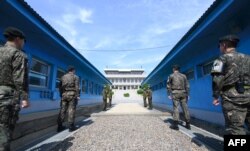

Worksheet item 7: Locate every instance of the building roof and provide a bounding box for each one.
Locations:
[3,0,110,84]
[143,0,249,84]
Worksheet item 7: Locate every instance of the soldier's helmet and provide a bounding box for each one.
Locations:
[3,26,25,39]
[172,64,180,70]
[67,65,75,72]
[219,34,239,43]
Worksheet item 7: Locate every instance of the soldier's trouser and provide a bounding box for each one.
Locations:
[0,105,19,151]
[103,99,107,110]
[148,97,153,108]
[222,100,249,135]
[57,97,77,126]
[245,104,250,132]
[109,98,112,107]
[172,93,190,122]
[143,96,147,107]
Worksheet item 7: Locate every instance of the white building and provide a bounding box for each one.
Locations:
[104,69,146,90]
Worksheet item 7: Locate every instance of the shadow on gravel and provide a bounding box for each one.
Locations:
[192,133,223,151]
[50,137,74,151]
[29,137,74,151]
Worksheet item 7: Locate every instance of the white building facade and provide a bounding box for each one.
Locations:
[104,69,146,90]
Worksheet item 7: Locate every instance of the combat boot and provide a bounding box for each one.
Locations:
[69,124,77,132]
[57,124,66,132]
[170,121,179,130]
[186,122,191,130]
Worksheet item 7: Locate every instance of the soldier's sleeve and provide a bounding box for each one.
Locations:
[75,75,80,97]
[12,51,29,101]
[59,79,63,97]
[184,75,190,96]
[166,75,172,96]
[211,57,225,99]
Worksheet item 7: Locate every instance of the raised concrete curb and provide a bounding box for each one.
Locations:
[11,103,102,151]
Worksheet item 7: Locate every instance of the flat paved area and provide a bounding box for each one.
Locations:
[49,103,208,151]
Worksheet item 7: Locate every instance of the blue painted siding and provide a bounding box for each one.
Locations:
[143,0,250,125]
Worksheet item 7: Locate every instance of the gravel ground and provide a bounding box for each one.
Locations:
[52,116,208,151]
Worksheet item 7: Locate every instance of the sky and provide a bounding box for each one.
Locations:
[25,0,214,75]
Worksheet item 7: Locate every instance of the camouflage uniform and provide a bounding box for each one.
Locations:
[108,89,113,107]
[167,70,190,129]
[143,88,153,109]
[57,71,79,131]
[211,49,250,135]
[102,86,109,111]
[0,44,29,151]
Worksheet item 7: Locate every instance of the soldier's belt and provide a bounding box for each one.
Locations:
[244,85,250,89]
[222,85,250,91]
[0,86,14,99]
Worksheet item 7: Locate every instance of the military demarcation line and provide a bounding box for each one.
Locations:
[1,0,250,151]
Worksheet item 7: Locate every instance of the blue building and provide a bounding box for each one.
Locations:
[0,0,110,113]
[143,0,250,125]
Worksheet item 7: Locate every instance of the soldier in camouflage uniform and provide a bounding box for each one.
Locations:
[57,66,80,132]
[143,85,153,110]
[102,85,109,111]
[108,86,113,107]
[167,65,190,130]
[0,27,29,151]
[211,35,250,135]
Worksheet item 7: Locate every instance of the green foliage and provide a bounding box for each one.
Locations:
[123,93,130,97]
[137,83,150,95]
[137,89,143,95]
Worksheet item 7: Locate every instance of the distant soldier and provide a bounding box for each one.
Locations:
[108,86,113,107]
[167,65,190,130]
[57,66,80,132]
[143,85,153,110]
[211,35,250,135]
[102,85,109,111]
[0,27,29,151]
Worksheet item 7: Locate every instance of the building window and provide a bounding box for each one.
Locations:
[202,61,214,76]
[29,58,50,87]
[56,69,65,88]
[89,81,93,94]
[85,80,88,94]
[185,70,195,80]
[82,80,86,93]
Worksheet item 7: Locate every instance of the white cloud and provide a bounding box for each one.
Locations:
[79,9,93,24]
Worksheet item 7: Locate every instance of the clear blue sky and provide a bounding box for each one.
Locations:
[25,0,214,75]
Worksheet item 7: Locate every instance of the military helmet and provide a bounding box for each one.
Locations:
[3,26,25,39]
[219,34,239,43]
[172,64,180,70]
[67,65,75,72]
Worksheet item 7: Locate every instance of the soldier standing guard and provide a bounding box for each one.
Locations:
[143,85,153,110]
[57,66,80,132]
[108,85,113,107]
[0,27,29,151]
[102,85,109,111]
[167,65,190,130]
[211,35,250,135]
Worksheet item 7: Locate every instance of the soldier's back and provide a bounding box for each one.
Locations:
[0,45,22,86]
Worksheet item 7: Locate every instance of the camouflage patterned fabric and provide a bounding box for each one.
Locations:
[211,49,250,135]
[143,88,153,109]
[102,86,109,111]
[167,71,190,123]
[108,88,113,107]
[0,44,28,151]
[57,72,79,127]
